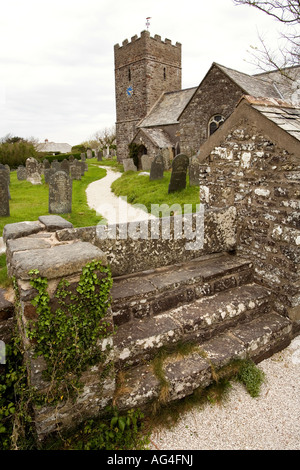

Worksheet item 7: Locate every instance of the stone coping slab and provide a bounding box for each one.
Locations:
[38,215,74,232]
[3,221,44,243]
[10,241,107,280]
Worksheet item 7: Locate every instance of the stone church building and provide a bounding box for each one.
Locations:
[114,30,300,163]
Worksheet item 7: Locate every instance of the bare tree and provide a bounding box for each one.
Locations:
[234,0,300,71]
[91,126,116,152]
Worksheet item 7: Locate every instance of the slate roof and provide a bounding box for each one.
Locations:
[254,66,300,105]
[136,127,174,148]
[137,87,197,128]
[215,63,281,99]
[242,95,300,142]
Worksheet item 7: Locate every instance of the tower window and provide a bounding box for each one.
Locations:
[163,67,166,80]
[208,114,225,136]
[128,68,131,82]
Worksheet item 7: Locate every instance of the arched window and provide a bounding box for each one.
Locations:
[208,114,225,136]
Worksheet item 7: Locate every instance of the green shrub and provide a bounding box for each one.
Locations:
[0,141,37,168]
[236,359,265,397]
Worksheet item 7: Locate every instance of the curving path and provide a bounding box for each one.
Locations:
[85,166,155,224]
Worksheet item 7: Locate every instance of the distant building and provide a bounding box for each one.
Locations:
[37,139,72,154]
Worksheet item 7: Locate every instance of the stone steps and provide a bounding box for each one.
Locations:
[114,311,292,412]
[111,252,293,413]
[111,253,254,326]
[113,283,272,368]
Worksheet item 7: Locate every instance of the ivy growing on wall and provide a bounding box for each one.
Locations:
[27,260,114,401]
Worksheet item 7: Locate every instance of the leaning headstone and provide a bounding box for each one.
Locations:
[0,173,9,216]
[189,156,201,186]
[168,153,189,193]
[141,155,153,171]
[87,149,93,159]
[123,158,137,172]
[150,154,164,181]
[97,150,103,162]
[49,171,72,214]
[17,166,27,181]
[81,153,86,161]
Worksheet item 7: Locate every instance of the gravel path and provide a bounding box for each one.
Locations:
[85,166,155,224]
[149,335,300,451]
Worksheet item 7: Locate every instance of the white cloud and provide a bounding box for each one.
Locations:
[0,0,281,145]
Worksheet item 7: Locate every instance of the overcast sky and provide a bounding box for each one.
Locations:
[0,0,281,146]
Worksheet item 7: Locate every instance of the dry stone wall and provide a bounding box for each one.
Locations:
[198,122,300,324]
[56,206,237,277]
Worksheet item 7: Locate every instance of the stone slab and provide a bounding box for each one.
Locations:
[2,221,44,243]
[10,241,107,280]
[38,215,74,232]
[6,237,52,258]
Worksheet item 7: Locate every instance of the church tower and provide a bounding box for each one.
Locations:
[114,30,182,161]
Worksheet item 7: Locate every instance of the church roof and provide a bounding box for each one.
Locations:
[136,127,174,148]
[137,87,197,128]
[215,63,281,99]
[216,63,300,106]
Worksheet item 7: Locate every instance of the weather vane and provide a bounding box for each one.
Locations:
[146,17,151,30]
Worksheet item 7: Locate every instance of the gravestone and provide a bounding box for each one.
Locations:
[69,155,75,162]
[70,163,81,180]
[25,157,41,185]
[0,173,9,216]
[61,159,70,175]
[149,154,164,181]
[168,153,189,193]
[17,166,27,181]
[51,160,61,171]
[44,168,56,184]
[49,171,72,214]
[80,161,86,176]
[123,158,137,172]
[141,155,153,171]
[4,165,10,183]
[97,151,103,162]
[161,148,171,170]
[87,149,93,159]
[189,156,200,186]
[81,153,86,161]
[43,159,50,169]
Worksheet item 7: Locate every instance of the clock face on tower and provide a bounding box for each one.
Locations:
[126,86,133,97]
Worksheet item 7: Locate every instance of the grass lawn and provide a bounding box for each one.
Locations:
[111,170,200,217]
[0,158,106,237]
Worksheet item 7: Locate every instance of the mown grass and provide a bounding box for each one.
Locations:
[0,159,106,237]
[111,170,200,217]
